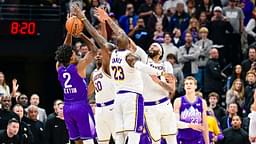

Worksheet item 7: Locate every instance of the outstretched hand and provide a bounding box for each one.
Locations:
[72,5,86,20]
[150,75,161,84]
[95,7,109,22]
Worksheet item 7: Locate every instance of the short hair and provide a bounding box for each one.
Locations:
[228,102,238,107]
[27,105,38,112]
[8,118,19,125]
[195,91,203,97]
[166,53,177,63]
[12,104,23,110]
[55,45,73,67]
[246,70,256,77]
[184,76,197,85]
[208,92,219,100]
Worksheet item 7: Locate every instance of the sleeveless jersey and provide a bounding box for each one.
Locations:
[92,68,115,103]
[143,58,173,101]
[58,64,88,103]
[109,49,143,94]
[178,96,203,140]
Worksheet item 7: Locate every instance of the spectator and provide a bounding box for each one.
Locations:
[178,32,200,77]
[166,53,184,96]
[195,0,213,19]
[169,2,190,34]
[0,95,19,130]
[244,72,256,114]
[12,104,33,144]
[226,79,245,110]
[245,8,256,45]
[0,118,20,144]
[240,0,254,26]
[209,6,233,66]
[119,3,139,34]
[161,32,179,61]
[221,115,250,144]
[45,102,69,144]
[223,0,244,65]
[226,64,245,90]
[162,0,186,15]
[111,0,128,19]
[204,48,224,97]
[221,102,238,129]
[172,28,185,48]
[198,11,210,28]
[137,0,155,24]
[0,72,10,97]
[208,92,226,122]
[249,94,256,144]
[74,41,82,53]
[206,108,224,143]
[147,3,165,35]
[89,0,100,25]
[130,17,151,51]
[26,94,47,123]
[195,27,213,90]
[16,94,29,109]
[184,17,200,43]
[153,22,164,43]
[25,105,45,144]
[47,99,63,120]
[241,46,256,73]
[186,0,196,17]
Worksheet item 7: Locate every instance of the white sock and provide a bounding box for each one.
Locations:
[115,133,125,144]
[127,132,141,144]
[98,141,109,144]
[164,135,177,144]
[82,139,94,144]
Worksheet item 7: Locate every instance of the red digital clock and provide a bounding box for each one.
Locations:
[10,21,36,35]
[0,20,39,37]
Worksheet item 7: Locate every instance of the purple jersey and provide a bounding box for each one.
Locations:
[178,96,203,140]
[58,64,88,103]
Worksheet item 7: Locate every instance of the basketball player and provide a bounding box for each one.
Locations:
[173,76,209,144]
[55,31,97,144]
[73,6,165,144]
[130,42,177,144]
[88,49,116,144]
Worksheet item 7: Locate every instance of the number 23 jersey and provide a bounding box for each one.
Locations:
[110,49,143,94]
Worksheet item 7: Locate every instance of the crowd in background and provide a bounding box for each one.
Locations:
[1,0,256,143]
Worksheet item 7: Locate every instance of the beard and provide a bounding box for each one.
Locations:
[148,50,159,58]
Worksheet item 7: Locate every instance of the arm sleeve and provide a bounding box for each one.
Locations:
[134,46,148,63]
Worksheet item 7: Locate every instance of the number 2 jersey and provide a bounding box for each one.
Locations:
[110,49,143,94]
[92,68,115,103]
[57,64,88,103]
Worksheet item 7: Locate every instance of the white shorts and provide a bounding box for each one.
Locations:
[114,91,144,133]
[95,104,115,142]
[144,100,177,142]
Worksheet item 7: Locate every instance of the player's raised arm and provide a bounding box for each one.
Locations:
[73,6,107,48]
[76,33,98,78]
[87,74,95,97]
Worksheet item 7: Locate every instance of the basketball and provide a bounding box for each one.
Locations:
[65,16,84,36]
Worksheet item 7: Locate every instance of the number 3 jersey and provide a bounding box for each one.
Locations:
[110,49,143,94]
[92,68,115,103]
[57,64,88,103]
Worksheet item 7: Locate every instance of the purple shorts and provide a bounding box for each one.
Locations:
[64,101,96,140]
[177,137,205,144]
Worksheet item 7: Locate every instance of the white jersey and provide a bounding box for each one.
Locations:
[92,68,115,103]
[110,49,143,94]
[135,46,173,101]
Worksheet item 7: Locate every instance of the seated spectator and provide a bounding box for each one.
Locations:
[45,102,69,144]
[16,94,29,109]
[241,46,256,73]
[244,71,256,114]
[147,3,165,35]
[12,104,33,144]
[206,108,224,143]
[137,0,155,25]
[172,28,185,48]
[0,118,20,144]
[198,11,210,28]
[221,102,238,129]
[183,17,200,43]
[226,64,245,90]
[221,115,250,144]
[186,0,196,17]
[226,79,245,111]
[161,32,179,61]
[195,0,213,19]
[208,92,226,122]
[153,22,164,43]
[163,0,187,15]
[0,96,19,130]
[47,99,63,120]
[26,94,47,123]
[25,105,45,144]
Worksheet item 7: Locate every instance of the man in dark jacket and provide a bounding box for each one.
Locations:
[204,48,225,99]
[0,118,20,144]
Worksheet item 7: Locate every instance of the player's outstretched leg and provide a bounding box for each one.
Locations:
[164,135,177,144]
[82,139,94,144]
[127,132,141,144]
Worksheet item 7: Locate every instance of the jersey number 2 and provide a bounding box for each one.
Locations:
[63,73,72,88]
[111,66,125,80]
